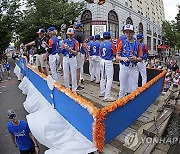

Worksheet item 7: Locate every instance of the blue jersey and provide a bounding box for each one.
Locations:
[49,36,60,55]
[7,120,34,151]
[141,43,148,60]
[93,41,101,56]
[118,40,142,66]
[5,63,10,71]
[80,45,85,55]
[62,38,79,58]
[87,41,94,56]
[99,41,116,60]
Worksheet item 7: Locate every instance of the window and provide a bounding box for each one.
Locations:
[139,23,143,34]
[81,10,92,38]
[126,17,133,25]
[108,11,119,39]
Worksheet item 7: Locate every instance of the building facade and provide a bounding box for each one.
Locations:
[74,0,165,54]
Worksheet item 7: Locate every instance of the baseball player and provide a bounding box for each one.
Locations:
[80,44,86,84]
[87,36,95,81]
[136,34,148,86]
[91,34,101,83]
[42,27,60,82]
[99,32,116,102]
[116,24,142,98]
[61,28,79,92]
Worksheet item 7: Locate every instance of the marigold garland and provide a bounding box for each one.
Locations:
[20,57,167,152]
[94,68,167,152]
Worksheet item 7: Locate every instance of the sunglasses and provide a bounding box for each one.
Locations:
[9,114,16,119]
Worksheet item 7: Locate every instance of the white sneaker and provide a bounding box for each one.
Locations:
[99,93,105,97]
[103,97,116,102]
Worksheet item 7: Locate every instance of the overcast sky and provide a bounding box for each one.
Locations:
[163,0,179,21]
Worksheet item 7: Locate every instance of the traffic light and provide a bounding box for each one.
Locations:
[98,0,106,5]
[85,0,94,3]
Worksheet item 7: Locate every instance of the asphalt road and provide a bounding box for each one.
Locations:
[0,58,48,154]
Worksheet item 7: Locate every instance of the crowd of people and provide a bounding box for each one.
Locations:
[146,57,180,91]
[20,23,151,102]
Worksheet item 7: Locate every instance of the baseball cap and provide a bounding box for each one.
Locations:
[7,109,17,119]
[75,22,83,29]
[48,27,56,32]
[36,28,46,34]
[66,28,74,35]
[137,34,143,39]
[95,34,101,39]
[123,24,135,32]
[103,32,111,38]
[89,36,94,40]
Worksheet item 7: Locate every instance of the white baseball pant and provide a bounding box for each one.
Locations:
[63,56,77,92]
[89,56,94,81]
[80,53,85,80]
[119,63,139,98]
[91,56,101,83]
[137,60,147,86]
[49,53,60,82]
[100,59,114,99]
[29,55,33,65]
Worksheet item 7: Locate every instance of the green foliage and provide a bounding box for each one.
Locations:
[0,0,22,53]
[16,0,85,44]
[162,5,180,50]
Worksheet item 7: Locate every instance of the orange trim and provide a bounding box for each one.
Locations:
[94,69,167,152]
[54,82,99,117]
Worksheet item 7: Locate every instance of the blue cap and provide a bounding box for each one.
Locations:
[48,27,56,32]
[75,22,83,28]
[89,36,94,40]
[37,28,46,34]
[95,34,101,39]
[103,32,111,38]
[137,34,143,39]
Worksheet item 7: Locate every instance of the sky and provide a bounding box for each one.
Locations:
[163,0,179,21]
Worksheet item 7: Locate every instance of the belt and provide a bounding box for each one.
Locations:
[65,54,75,58]
[122,62,137,67]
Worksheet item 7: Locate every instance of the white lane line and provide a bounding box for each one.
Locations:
[0,86,6,88]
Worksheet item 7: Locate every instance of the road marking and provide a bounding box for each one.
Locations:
[0,86,6,88]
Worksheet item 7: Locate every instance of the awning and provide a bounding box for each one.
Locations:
[157,45,171,50]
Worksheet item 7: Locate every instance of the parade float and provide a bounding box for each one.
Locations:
[14,57,166,153]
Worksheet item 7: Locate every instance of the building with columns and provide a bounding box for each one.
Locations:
[73,0,165,54]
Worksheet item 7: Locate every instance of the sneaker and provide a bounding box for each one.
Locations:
[99,93,105,97]
[117,83,120,86]
[103,97,116,102]
[95,81,100,84]
[80,79,84,84]
[77,86,84,90]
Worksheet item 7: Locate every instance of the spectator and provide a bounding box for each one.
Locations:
[164,73,172,92]
[172,60,179,72]
[5,61,11,80]
[7,109,39,154]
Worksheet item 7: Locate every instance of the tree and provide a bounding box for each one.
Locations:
[175,5,180,51]
[16,0,85,44]
[162,21,176,48]
[0,0,22,54]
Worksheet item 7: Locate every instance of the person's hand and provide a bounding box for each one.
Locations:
[129,56,137,61]
[35,146,40,154]
[121,57,129,62]
[41,43,46,48]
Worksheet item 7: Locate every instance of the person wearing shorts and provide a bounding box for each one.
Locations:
[25,28,48,75]
[74,23,88,90]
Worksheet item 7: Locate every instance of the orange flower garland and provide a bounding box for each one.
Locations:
[20,57,167,152]
[93,68,167,152]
